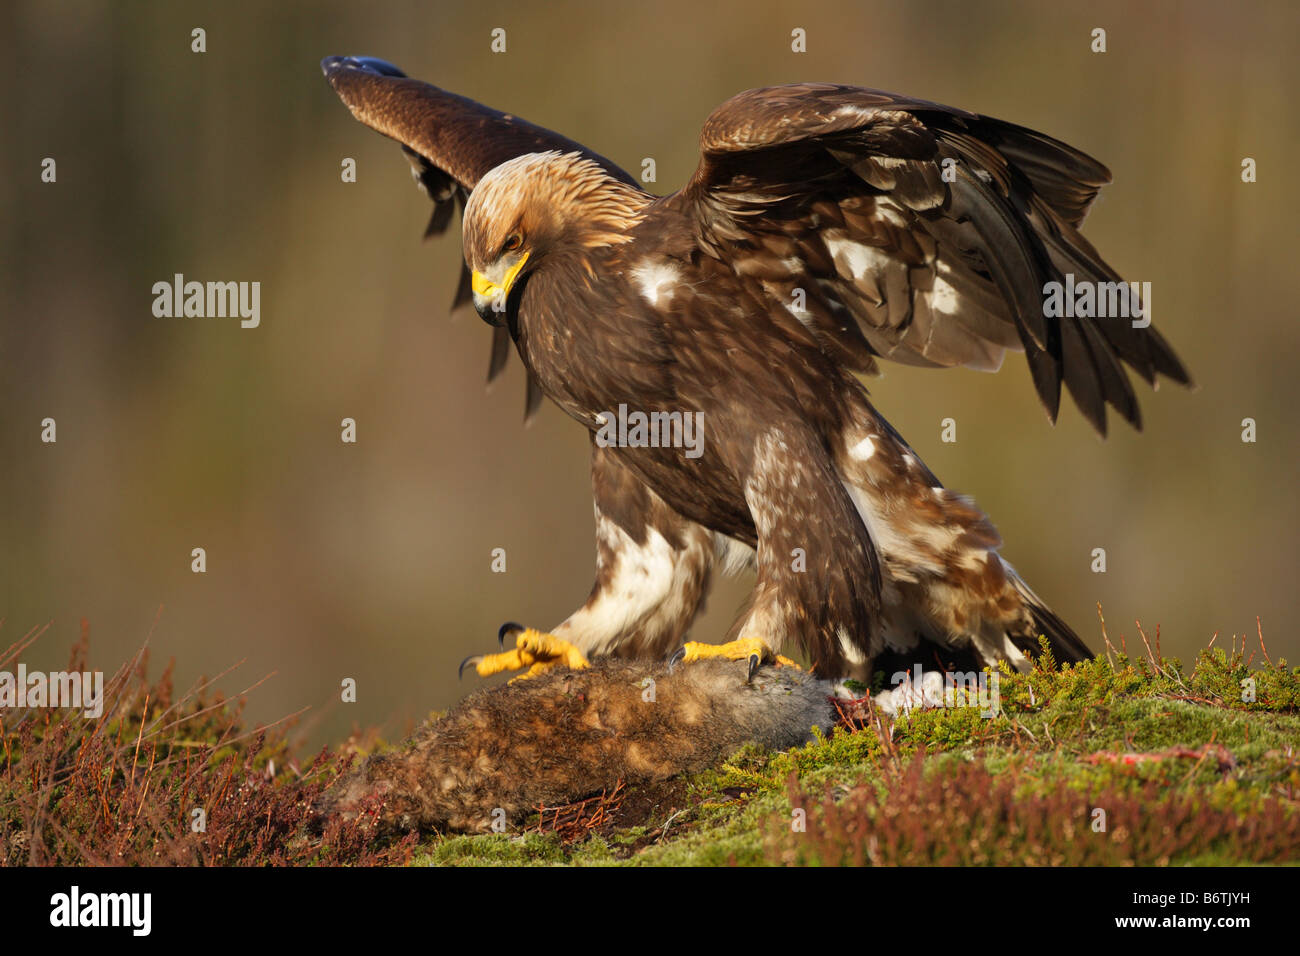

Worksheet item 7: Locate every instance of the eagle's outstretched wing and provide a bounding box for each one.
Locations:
[321,55,641,420]
[680,83,1192,434]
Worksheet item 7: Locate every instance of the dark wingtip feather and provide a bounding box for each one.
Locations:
[320,55,407,80]
[486,325,511,384]
[1024,342,1062,424]
[523,376,545,424]
[452,263,474,313]
[1148,327,1194,387]
[1059,318,1109,437]
[1080,319,1140,432]
[1123,394,1143,432]
[424,200,454,238]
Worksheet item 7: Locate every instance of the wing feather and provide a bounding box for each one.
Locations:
[681,84,1191,433]
[322,55,641,421]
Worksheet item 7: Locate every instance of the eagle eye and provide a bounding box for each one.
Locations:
[501,233,523,255]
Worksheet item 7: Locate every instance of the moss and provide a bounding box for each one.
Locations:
[413,833,569,866]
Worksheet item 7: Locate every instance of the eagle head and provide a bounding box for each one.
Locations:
[463,150,649,326]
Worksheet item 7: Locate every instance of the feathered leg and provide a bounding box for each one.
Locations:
[461,440,717,680]
[674,423,883,678]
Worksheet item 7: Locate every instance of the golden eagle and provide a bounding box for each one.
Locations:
[322,56,1190,681]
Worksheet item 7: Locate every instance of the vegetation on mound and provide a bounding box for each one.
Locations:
[0,622,412,866]
[4,615,1296,866]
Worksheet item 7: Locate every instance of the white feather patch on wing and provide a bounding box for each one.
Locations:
[928,273,962,315]
[631,259,681,307]
[847,434,877,461]
[825,236,895,283]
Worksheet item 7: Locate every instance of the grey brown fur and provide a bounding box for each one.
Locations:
[315,660,834,835]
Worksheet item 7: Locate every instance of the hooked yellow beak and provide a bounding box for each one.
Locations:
[471,251,530,300]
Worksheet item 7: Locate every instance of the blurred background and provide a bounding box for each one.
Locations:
[1,0,1296,746]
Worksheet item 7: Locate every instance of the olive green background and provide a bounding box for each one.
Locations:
[2,0,1296,744]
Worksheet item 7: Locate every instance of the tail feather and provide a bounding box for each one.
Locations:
[1005,565,1092,664]
[837,408,1091,675]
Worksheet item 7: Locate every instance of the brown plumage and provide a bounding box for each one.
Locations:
[323,57,1192,681]
[314,660,835,835]
[323,56,638,418]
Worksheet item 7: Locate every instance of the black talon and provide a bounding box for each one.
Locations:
[498,621,525,649]
[747,654,761,683]
[668,646,687,673]
[458,654,482,681]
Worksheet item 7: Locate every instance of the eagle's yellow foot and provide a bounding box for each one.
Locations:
[669,636,799,682]
[458,622,589,682]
